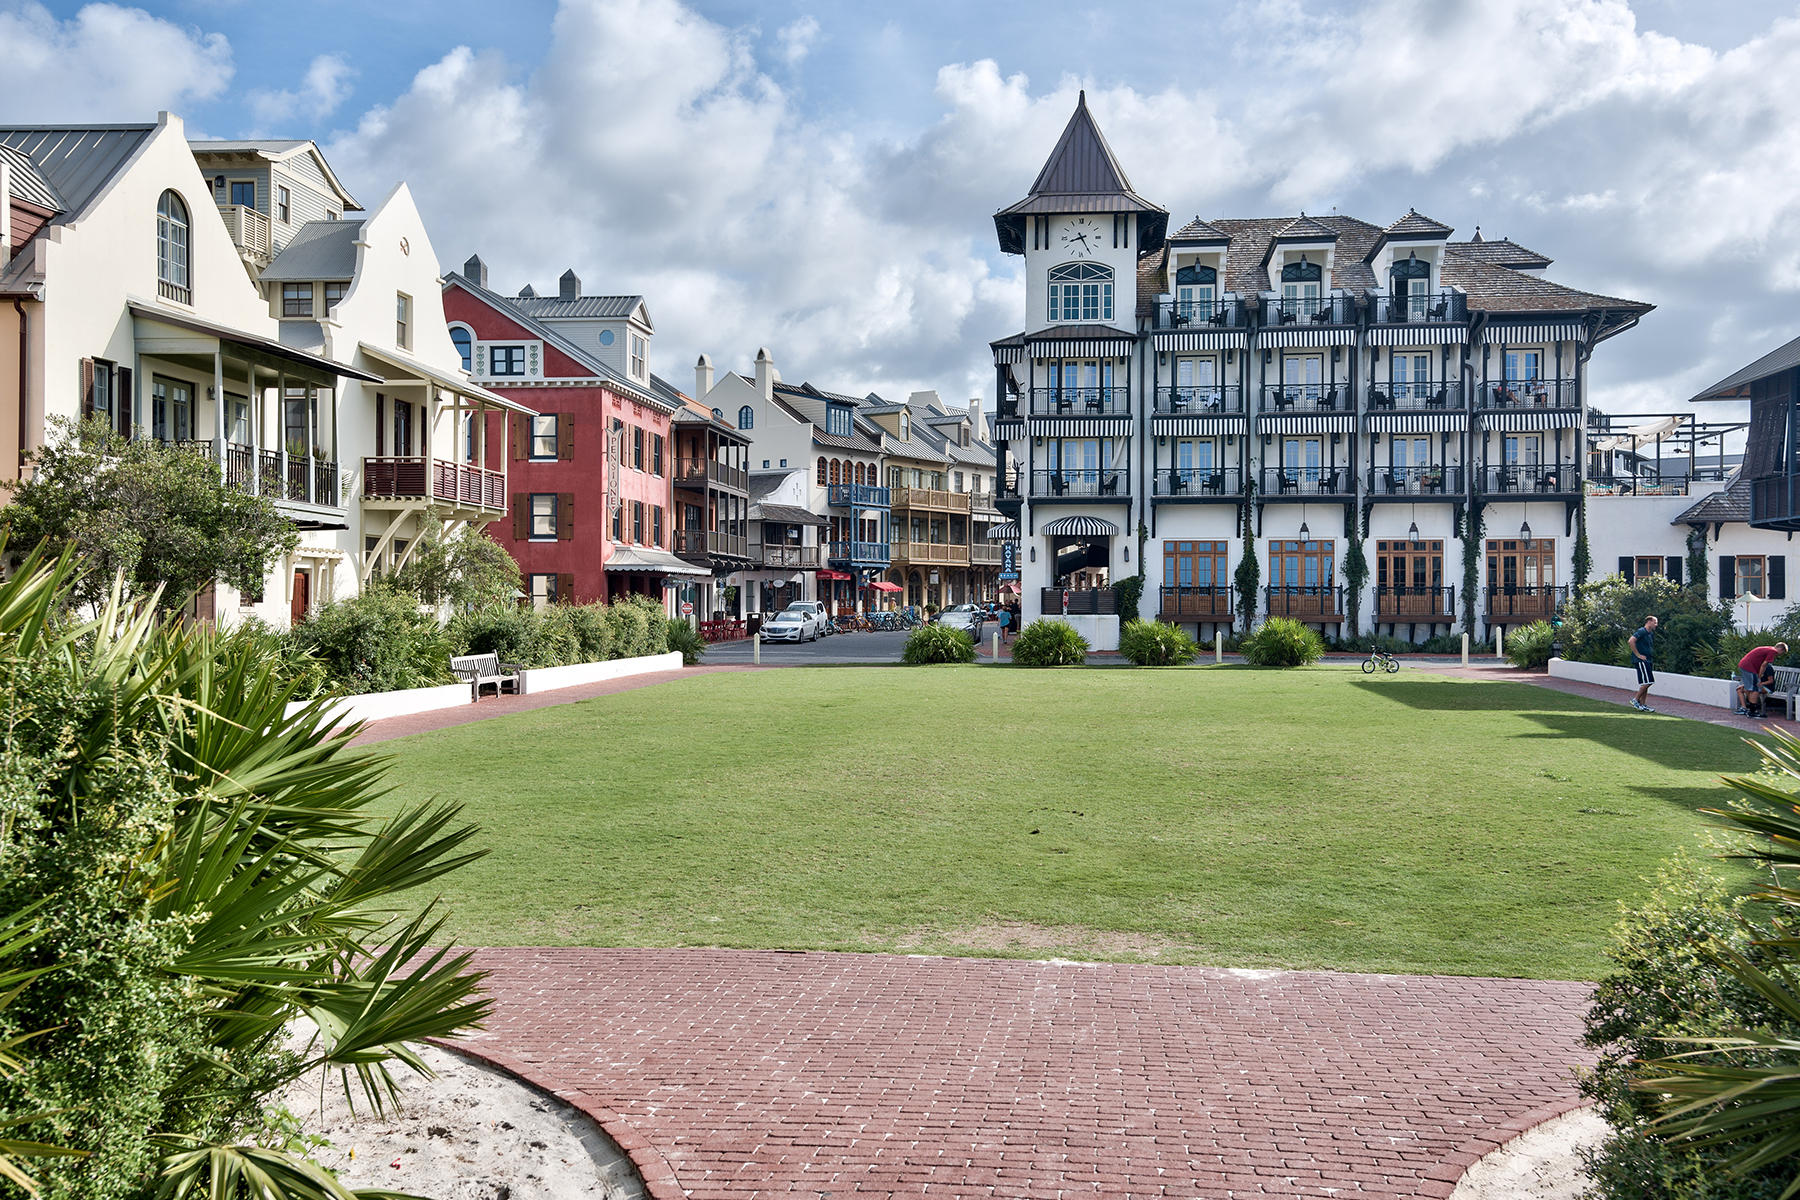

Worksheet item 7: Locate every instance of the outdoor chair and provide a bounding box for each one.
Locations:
[1208,307,1229,326]
[1384,471,1401,495]
[1322,387,1339,410]
[1311,305,1333,324]
[1371,389,1393,410]
[1278,471,1298,494]
[1167,471,1188,495]
[1102,474,1119,495]
[1278,307,1297,325]
[1202,471,1224,494]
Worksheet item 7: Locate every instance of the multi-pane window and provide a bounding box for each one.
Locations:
[630,334,647,378]
[282,283,313,317]
[1391,257,1431,318]
[225,394,251,445]
[529,574,559,610]
[489,345,525,376]
[1269,540,1335,591]
[391,398,412,456]
[632,501,645,543]
[276,185,291,223]
[529,494,558,540]
[611,504,623,542]
[651,506,663,546]
[152,377,193,442]
[1164,541,1227,590]
[395,293,411,348]
[1046,261,1114,322]
[1377,540,1445,592]
[1504,350,1542,381]
[450,327,473,370]
[826,404,852,437]
[632,427,645,470]
[1280,259,1323,318]
[156,191,190,303]
[1391,353,1430,400]
[817,457,828,486]
[91,362,114,427]
[229,180,255,208]
[324,282,347,316]
[1634,556,1667,580]
[738,405,754,430]
[1174,262,1216,320]
[650,433,664,476]
[531,414,558,459]
[1739,555,1768,599]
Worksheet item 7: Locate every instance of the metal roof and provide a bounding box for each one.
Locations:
[1690,334,1800,402]
[994,91,1167,255]
[127,301,383,383]
[259,220,363,282]
[358,342,536,415]
[0,144,64,212]
[0,126,154,223]
[752,502,827,527]
[509,293,648,322]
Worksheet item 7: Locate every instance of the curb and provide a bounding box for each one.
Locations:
[1417,1097,1594,1198]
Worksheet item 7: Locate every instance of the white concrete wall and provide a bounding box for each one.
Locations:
[1549,656,1736,709]
[517,650,683,694]
[1038,613,1120,652]
[287,681,472,727]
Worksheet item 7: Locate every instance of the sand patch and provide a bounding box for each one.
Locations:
[1449,1106,1605,1200]
[896,920,1187,957]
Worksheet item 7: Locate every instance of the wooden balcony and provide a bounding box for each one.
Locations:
[674,457,748,494]
[363,456,505,512]
[1376,586,1456,622]
[1485,585,1567,623]
[217,203,271,262]
[675,529,750,561]
[1159,586,1231,620]
[1041,587,1117,615]
[167,439,340,508]
[971,542,1002,565]
[1265,586,1345,622]
[891,540,969,567]
[758,544,821,569]
[891,486,970,513]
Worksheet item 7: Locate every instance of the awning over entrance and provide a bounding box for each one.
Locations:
[987,520,1020,540]
[606,546,712,576]
[817,569,851,580]
[1041,516,1120,537]
[868,581,903,593]
[358,342,536,415]
[127,300,383,383]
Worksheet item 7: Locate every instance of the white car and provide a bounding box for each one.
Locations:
[780,602,827,639]
[761,609,817,643]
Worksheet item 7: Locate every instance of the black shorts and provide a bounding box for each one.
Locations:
[1636,659,1655,686]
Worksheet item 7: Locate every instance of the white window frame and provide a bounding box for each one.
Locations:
[530,414,558,459]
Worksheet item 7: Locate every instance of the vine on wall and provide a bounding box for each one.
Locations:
[1460,501,1486,634]
[1687,527,1709,599]
[1235,487,1259,632]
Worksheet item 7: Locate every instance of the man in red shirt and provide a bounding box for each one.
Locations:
[1737,641,1789,714]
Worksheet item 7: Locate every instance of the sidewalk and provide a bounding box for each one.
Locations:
[1420,659,1788,736]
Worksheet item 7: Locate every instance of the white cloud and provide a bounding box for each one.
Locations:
[0,1,233,122]
[246,53,356,131]
[777,15,820,67]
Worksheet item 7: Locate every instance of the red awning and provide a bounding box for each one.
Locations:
[999,582,1022,593]
[868,581,903,593]
[817,569,851,580]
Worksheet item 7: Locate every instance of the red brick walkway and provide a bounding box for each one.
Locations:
[449,948,1592,1199]
[1418,660,1788,736]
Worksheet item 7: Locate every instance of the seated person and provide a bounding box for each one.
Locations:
[1738,642,1788,714]
[1748,661,1780,718]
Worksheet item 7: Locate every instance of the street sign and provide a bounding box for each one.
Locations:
[680,601,694,616]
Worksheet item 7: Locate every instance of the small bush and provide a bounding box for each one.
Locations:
[1113,575,1145,623]
[1561,574,1728,676]
[1240,617,1324,667]
[1504,620,1557,670]
[902,623,976,665]
[290,586,453,694]
[1119,619,1198,666]
[1693,630,1799,680]
[449,604,541,666]
[1420,633,1477,654]
[222,616,328,699]
[1011,619,1089,666]
[535,603,584,668]
[568,603,616,663]
[667,618,707,666]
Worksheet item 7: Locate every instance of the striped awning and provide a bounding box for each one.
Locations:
[993,344,1026,365]
[1026,337,1136,357]
[1367,324,1468,347]
[1154,415,1247,437]
[1367,412,1468,433]
[987,520,1019,541]
[1152,329,1248,351]
[1026,416,1132,437]
[1258,326,1359,349]
[1485,322,1588,346]
[992,418,1025,441]
[1480,410,1583,431]
[1041,516,1121,537]
[1258,414,1357,435]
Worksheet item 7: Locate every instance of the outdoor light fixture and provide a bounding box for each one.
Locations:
[1299,502,1310,541]
[1029,546,1036,562]
[1409,502,1421,546]
[1520,503,1532,540]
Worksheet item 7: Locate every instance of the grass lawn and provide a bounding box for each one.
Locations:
[372,665,1764,980]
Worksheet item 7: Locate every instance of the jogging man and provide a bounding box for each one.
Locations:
[1736,641,1789,715]
[1630,615,1659,712]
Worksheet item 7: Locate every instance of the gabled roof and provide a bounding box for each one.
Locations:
[769,387,884,453]
[1168,216,1230,244]
[1448,233,1552,270]
[1272,213,1338,243]
[1690,334,1800,402]
[1363,209,1453,262]
[509,292,650,326]
[669,382,750,442]
[0,125,154,223]
[0,144,64,213]
[259,219,362,282]
[1675,471,1748,524]
[188,138,359,210]
[1438,249,1650,323]
[994,91,1167,255]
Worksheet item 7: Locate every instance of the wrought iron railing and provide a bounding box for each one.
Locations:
[1367,465,1464,496]
[1153,385,1243,415]
[1375,585,1456,620]
[1260,466,1352,496]
[1158,585,1232,619]
[1153,298,1247,330]
[1155,467,1242,497]
[1481,465,1580,494]
[1479,379,1579,409]
[1368,382,1463,411]
[1262,294,1354,325]
[1028,387,1131,417]
[1029,469,1129,499]
[1261,384,1350,413]
[1265,585,1347,619]
[1485,584,1568,619]
[1375,291,1466,324]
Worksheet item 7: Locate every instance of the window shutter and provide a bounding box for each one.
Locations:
[1772,556,1787,601]
[1617,556,1634,584]
[557,573,575,603]
[1666,556,1682,585]
[1720,555,1737,600]
[376,395,386,456]
[557,493,575,540]
[115,366,132,437]
[512,494,527,540]
[559,415,574,461]
[512,413,526,461]
[80,358,95,420]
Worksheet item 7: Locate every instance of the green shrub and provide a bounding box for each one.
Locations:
[1694,631,1800,680]
[221,616,328,700]
[1562,574,1729,677]
[1113,575,1144,623]
[1421,633,1478,654]
[610,598,652,659]
[1119,619,1198,666]
[1240,617,1324,667]
[569,603,616,663]
[902,623,976,664]
[535,603,584,668]
[449,604,542,666]
[667,618,707,666]
[289,585,453,694]
[1505,620,1557,670]
[1011,619,1089,666]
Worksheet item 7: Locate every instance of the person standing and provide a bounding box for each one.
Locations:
[1630,615,1660,713]
[1736,641,1789,715]
[997,604,1013,643]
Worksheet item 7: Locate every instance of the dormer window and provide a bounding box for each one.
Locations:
[489,345,525,376]
[1047,262,1113,323]
[1390,255,1432,320]
[1280,258,1322,319]
[156,190,191,304]
[900,412,911,440]
[281,283,313,317]
[826,403,852,438]
[1175,263,1217,321]
[630,333,647,378]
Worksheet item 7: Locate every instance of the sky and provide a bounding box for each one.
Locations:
[4,0,1799,422]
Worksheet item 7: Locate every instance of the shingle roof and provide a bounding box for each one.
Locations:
[509,293,646,321]
[0,143,63,212]
[1447,236,1552,270]
[995,91,1168,254]
[0,126,154,223]
[1273,213,1338,242]
[769,389,883,453]
[259,220,362,282]
[1169,216,1230,243]
[1676,471,1748,524]
[1383,209,1453,238]
[1690,333,1800,402]
[1438,249,1648,317]
[752,502,827,527]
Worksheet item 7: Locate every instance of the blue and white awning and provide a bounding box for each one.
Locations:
[1041,516,1121,537]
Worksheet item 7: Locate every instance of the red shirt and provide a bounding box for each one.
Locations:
[1740,645,1781,673]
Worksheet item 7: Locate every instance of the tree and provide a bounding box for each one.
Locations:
[389,510,522,610]
[3,418,297,610]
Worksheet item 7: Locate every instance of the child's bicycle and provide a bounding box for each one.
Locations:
[1362,648,1400,674]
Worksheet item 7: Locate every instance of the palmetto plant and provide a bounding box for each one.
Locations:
[0,543,489,1200]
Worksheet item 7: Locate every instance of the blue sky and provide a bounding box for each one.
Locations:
[6,1,1800,415]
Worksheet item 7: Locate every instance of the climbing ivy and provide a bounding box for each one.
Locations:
[1344,534,1367,639]
[1572,493,1592,589]
[1460,501,1486,634]
[1687,527,1709,599]
[1235,485,1259,632]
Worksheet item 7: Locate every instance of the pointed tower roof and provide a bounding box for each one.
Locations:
[994,90,1167,256]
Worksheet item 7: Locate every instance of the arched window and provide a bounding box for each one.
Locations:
[738,404,754,430]
[900,412,911,441]
[1390,255,1432,319]
[817,457,828,486]
[830,459,842,485]
[854,463,866,485]
[1174,263,1216,320]
[449,326,473,371]
[156,190,191,304]
[1047,261,1113,323]
[1280,258,1323,318]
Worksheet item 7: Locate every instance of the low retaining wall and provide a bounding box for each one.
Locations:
[517,651,683,695]
[1548,657,1736,708]
[1041,614,1121,652]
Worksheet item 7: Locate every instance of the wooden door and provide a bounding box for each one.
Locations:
[291,569,310,626]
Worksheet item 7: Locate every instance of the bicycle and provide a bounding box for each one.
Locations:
[1362,648,1400,674]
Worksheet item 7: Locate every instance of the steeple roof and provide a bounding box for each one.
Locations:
[994,90,1167,256]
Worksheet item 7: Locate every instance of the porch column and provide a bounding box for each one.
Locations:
[212,351,226,466]
[277,370,288,494]
[249,362,261,496]
[305,385,317,503]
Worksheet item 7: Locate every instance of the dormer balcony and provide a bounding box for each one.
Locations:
[217,203,271,262]
[1372,291,1466,324]
[1261,295,1355,326]
[1152,298,1248,331]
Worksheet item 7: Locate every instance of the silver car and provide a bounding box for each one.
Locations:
[761,611,815,642]
[935,608,984,639]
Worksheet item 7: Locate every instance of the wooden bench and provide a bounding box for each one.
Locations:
[450,652,520,701]
[1761,665,1800,719]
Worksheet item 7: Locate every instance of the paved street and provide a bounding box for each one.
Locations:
[704,628,921,665]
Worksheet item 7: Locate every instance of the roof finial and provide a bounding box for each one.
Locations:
[1078,88,1086,106]
[1472,225,1483,242]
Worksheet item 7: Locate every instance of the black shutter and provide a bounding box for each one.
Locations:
[1720,555,1737,600]
[115,366,132,437]
[1666,556,1682,585]
[1618,556,1634,584]
[1772,556,1787,601]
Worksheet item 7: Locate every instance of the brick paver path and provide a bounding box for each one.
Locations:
[1419,660,1788,735]
[450,949,1592,1199]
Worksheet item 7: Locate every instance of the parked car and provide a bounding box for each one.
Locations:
[761,610,816,642]
[936,608,985,639]
[781,601,828,639]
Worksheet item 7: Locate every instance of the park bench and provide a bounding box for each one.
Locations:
[450,652,520,701]
[1764,665,1800,720]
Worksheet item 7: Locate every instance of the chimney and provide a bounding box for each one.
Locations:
[559,268,580,301]
[519,284,537,298]
[695,352,714,399]
[754,346,777,401]
[463,253,487,288]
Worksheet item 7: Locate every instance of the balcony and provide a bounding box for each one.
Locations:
[1485,584,1568,622]
[971,542,1002,565]
[1375,586,1456,622]
[1158,585,1232,620]
[1154,385,1244,415]
[828,539,890,566]
[970,490,1002,514]
[1028,387,1130,417]
[1368,382,1464,411]
[673,457,749,493]
[363,456,505,512]
[674,529,750,560]
[1265,585,1346,622]
[1040,587,1117,615]
[891,540,969,566]
[1152,298,1248,331]
[758,544,821,569]
[1372,291,1467,325]
[217,203,271,262]
[1029,469,1130,500]
[1479,379,1579,410]
[1261,384,1350,414]
[1367,465,1464,498]
[1753,476,1800,531]
[1585,473,1699,497]
[1480,465,1581,495]
[168,439,340,508]
[1260,466,1353,498]
[1154,467,1243,499]
[1262,294,1354,326]
[892,486,971,513]
[826,483,890,508]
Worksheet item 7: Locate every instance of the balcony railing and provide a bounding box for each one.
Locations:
[999,471,1023,500]
[674,457,749,493]
[971,542,1002,565]
[1265,585,1346,620]
[169,438,340,507]
[217,203,271,260]
[891,540,968,565]
[1479,379,1579,409]
[1158,585,1232,620]
[363,456,505,511]
[1261,384,1350,413]
[828,539,890,564]
[892,486,971,513]
[1373,291,1467,324]
[1155,467,1243,497]
[1028,387,1131,417]
[1154,385,1244,415]
[675,529,750,560]
[1368,382,1464,411]
[826,483,890,507]
[1040,587,1117,615]
[1029,469,1130,499]
[758,544,821,568]
[1485,584,1568,621]
[1261,466,1353,497]
[1368,465,1464,496]
[1480,465,1581,494]
[1375,585,1456,621]
[1584,473,1694,497]
[1753,476,1800,529]
[1262,294,1354,326]
[1152,298,1248,330]
[970,490,1001,514]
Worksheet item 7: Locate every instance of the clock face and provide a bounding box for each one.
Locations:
[1060,216,1101,258]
